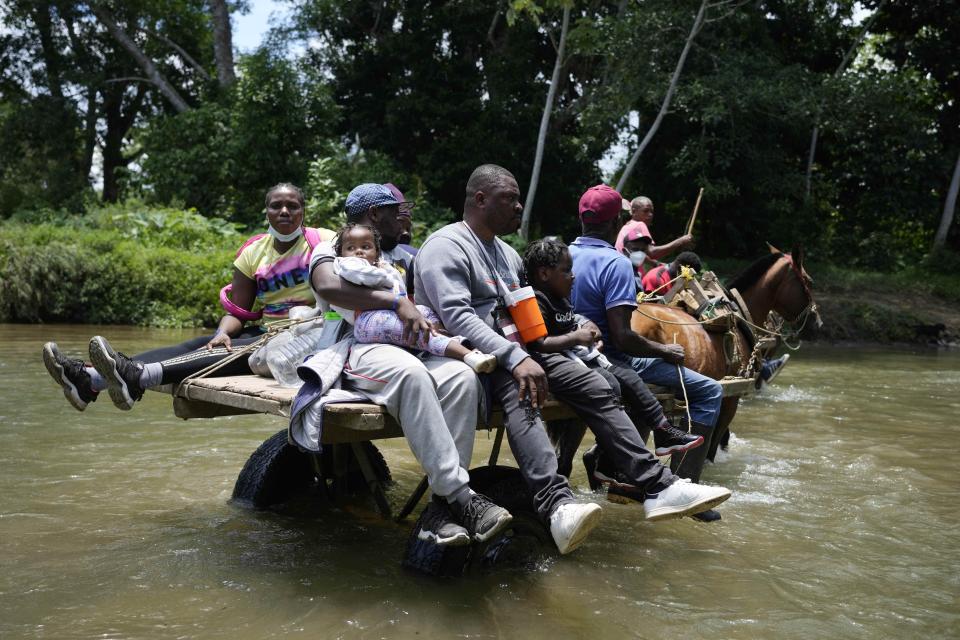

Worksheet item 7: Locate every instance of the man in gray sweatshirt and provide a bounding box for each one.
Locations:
[310,183,513,549]
[415,165,603,555]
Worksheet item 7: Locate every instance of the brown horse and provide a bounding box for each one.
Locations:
[630,245,821,458]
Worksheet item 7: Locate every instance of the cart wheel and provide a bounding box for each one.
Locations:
[401,465,554,577]
[232,431,391,509]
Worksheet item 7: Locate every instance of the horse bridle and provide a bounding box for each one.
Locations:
[778,254,822,343]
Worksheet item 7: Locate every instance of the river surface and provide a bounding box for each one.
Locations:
[1,324,958,639]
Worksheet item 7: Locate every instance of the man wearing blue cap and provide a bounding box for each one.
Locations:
[309,183,514,548]
[341,183,417,286]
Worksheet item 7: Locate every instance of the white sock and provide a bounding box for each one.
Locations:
[447,486,475,507]
[85,367,106,392]
[139,362,164,389]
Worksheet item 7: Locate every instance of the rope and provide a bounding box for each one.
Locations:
[672,365,692,470]
[175,316,314,400]
[668,331,693,469]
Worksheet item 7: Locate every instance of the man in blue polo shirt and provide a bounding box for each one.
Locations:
[569,184,726,522]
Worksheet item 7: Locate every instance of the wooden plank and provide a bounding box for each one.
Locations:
[172,396,259,419]
[719,376,756,397]
[158,374,754,429]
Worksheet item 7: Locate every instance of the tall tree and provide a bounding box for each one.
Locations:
[933,152,960,252]
[209,0,236,87]
[803,3,884,202]
[615,0,711,192]
[867,0,960,251]
[520,2,571,240]
[90,4,191,113]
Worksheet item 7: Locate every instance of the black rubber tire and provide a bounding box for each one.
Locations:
[402,465,554,577]
[401,504,472,577]
[323,442,393,497]
[231,430,391,509]
[467,466,554,571]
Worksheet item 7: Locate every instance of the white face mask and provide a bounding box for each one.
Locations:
[267,223,304,243]
[629,251,647,267]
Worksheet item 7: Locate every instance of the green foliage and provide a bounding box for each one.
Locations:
[293,0,601,235]
[0,203,242,326]
[1,0,956,288]
[304,143,458,241]
[0,95,89,216]
[137,48,339,224]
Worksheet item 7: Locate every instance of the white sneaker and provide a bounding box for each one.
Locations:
[643,479,731,522]
[464,350,497,373]
[549,502,602,555]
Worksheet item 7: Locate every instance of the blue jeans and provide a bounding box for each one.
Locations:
[619,356,723,428]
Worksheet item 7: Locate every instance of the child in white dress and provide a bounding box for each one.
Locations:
[332,223,497,373]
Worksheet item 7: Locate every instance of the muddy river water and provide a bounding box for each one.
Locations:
[1,324,957,639]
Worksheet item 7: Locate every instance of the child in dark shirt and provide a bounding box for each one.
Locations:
[523,238,702,481]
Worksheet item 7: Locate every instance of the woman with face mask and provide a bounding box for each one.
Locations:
[41,183,336,413]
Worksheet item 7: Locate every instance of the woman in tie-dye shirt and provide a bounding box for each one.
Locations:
[41,183,335,413]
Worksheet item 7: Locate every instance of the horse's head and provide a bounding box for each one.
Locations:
[776,245,822,332]
[729,244,823,334]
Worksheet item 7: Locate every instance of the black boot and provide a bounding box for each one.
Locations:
[670,420,722,522]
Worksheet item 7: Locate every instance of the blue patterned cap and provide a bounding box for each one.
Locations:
[345,183,401,218]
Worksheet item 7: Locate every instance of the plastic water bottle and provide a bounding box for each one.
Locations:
[288,305,323,336]
[266,311,344,387]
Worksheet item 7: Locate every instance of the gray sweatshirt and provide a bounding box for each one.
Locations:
[415,221,529,371]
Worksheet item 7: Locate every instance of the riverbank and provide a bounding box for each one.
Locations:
[799,263,960,347]
[705,257,960,347]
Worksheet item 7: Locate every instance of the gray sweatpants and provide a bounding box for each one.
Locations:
[341,343,479,500]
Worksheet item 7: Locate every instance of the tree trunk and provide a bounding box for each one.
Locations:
[33,3,64,100]
[803,123,820,202]
[932,150,960,252]
[91,5,191,113]
[209,0,236,88]
[616,0,708,193]
[520,4,571,241]
[804,2,884,202]
[101,87,124,203]
[101,82,147,202]
[81,86,98,182]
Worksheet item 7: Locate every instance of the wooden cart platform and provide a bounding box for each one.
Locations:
[160,374,757,439]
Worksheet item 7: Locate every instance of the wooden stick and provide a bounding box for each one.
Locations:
[685,187,704,235]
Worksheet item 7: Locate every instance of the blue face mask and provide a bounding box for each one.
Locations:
[267,223,303,243]
[629,251,647,267]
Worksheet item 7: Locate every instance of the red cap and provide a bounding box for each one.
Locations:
[578,185,624,223]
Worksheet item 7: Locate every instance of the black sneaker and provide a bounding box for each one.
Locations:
[652,424,704,456]
[455,493,513,543]
[583,444,618,491]
[691,509,722,522]
[42,342,97,411]
[89,336,144,411]
[418,496,471,547]
[606,481,647,505]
